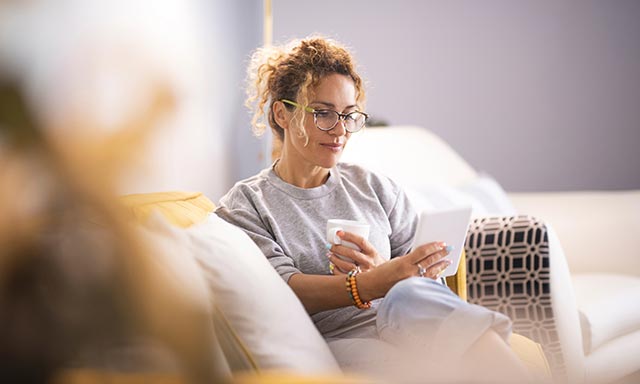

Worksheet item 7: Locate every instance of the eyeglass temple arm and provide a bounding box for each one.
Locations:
[280,99,315,113]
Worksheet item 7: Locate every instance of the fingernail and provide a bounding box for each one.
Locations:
[326,252,333,259]
[325,243,332,250]
[445,245,454,253]
[337,230,344,237]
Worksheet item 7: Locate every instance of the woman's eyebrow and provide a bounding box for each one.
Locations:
[310,101,358,110]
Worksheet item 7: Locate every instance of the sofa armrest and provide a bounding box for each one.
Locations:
[508,190,640,276]
[464,215,579,382]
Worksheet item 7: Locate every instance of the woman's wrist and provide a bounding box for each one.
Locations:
[355,268,385,302]
[345,269,371,309]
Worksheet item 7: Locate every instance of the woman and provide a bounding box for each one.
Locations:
[216,37,530,382]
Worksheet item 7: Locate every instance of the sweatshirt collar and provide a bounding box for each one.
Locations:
[266,161,340,199]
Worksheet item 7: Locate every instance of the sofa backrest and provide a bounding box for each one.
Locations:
[341,125,478,188]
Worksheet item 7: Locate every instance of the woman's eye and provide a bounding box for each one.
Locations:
[315,110,333,118]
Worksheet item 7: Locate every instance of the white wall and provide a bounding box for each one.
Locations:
[273,0,640,192]
[0,0,265,202]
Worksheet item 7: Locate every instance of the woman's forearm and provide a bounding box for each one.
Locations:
[288,243,451,315]
[288,273,360,314]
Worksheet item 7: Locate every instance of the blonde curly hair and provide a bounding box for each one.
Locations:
[246,36,366,143]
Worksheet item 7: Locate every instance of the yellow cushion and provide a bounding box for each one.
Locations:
[510,333,552,379]
[52,369,184,384]
[120,191,215,228]
[232,371,368,384]
[445,250,467,301]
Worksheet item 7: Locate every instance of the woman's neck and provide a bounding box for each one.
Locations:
[274,158,330,189]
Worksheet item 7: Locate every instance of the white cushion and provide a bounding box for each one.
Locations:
[508,190,640,276]
[326,338,401,378]
[186,213,341,373]
[584,328,640,384]
[547,224,585,384]
[406,174,516,218]
[572,274,640,354]
[341,125,478,188]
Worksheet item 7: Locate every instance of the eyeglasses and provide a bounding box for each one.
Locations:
[280,99,368,133]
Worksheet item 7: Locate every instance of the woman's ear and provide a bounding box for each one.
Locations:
[272,101,290,130]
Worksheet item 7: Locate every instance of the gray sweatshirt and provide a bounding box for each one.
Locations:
[215,162,418,337]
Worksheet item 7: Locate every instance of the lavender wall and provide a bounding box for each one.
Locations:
[272,0,640,192]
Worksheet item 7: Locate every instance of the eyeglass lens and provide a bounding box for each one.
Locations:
[314,110,367,132]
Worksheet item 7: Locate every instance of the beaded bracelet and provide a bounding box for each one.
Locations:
[345,269,371,309]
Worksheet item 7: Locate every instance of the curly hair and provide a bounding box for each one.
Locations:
[246,36,366,143]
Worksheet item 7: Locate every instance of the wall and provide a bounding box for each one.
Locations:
[0,0,265,202]
[272,0,640,192]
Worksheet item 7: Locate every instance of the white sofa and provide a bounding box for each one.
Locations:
[341,125,640,384]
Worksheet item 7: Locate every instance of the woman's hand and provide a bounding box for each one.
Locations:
[407,241,453,279]
[327,230,385,274]
[355,241,452,301]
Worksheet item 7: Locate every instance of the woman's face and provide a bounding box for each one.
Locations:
[284,73,358,170]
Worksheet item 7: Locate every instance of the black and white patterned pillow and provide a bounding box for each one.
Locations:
[465,215,565,382]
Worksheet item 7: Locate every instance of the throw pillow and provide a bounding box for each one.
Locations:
[186,213,341,374]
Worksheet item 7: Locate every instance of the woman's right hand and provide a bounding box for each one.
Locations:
[327,230,385,274]
[357,241,452,301]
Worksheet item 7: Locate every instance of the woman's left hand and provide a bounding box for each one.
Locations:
[327,230,385,273]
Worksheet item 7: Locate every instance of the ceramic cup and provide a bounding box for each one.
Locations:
[326,219,370,252]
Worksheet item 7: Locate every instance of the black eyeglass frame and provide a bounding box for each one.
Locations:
[280,99,369,133]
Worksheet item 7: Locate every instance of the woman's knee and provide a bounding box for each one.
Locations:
[378,277,462,326]
[385,277,455,304]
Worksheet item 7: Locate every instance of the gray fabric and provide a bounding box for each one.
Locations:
[215,162,417,336]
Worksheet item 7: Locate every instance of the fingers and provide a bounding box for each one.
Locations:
[329,245,372,269]
[328,261,347,275]
[423,259,452,279]
[327,252,356,274]
[410,241,453,268]
[337,230,376,256]
[329,231,377,270]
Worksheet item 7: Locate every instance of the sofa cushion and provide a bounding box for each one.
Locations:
[186,213,341,374]
[340,125,478,188]
[573,273,640,354]
[510,333,552,379]
[121,191,215,228]
[405,174,516,218]
[121,192,340,373]
[584,328,640,384]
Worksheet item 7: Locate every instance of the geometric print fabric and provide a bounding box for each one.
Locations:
[465,215,565,382]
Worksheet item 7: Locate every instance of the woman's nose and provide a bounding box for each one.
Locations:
[330,118,347,136]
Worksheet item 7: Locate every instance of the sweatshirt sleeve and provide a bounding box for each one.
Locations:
[215,187,302,283]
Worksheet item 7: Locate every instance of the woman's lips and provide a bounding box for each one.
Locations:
[321,143,343,152]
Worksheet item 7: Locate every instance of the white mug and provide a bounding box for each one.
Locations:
[326,219,370,251]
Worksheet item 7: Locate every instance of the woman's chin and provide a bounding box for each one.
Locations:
[321,155,342,169]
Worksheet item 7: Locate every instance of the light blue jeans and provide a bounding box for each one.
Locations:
[376,277,512,361]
